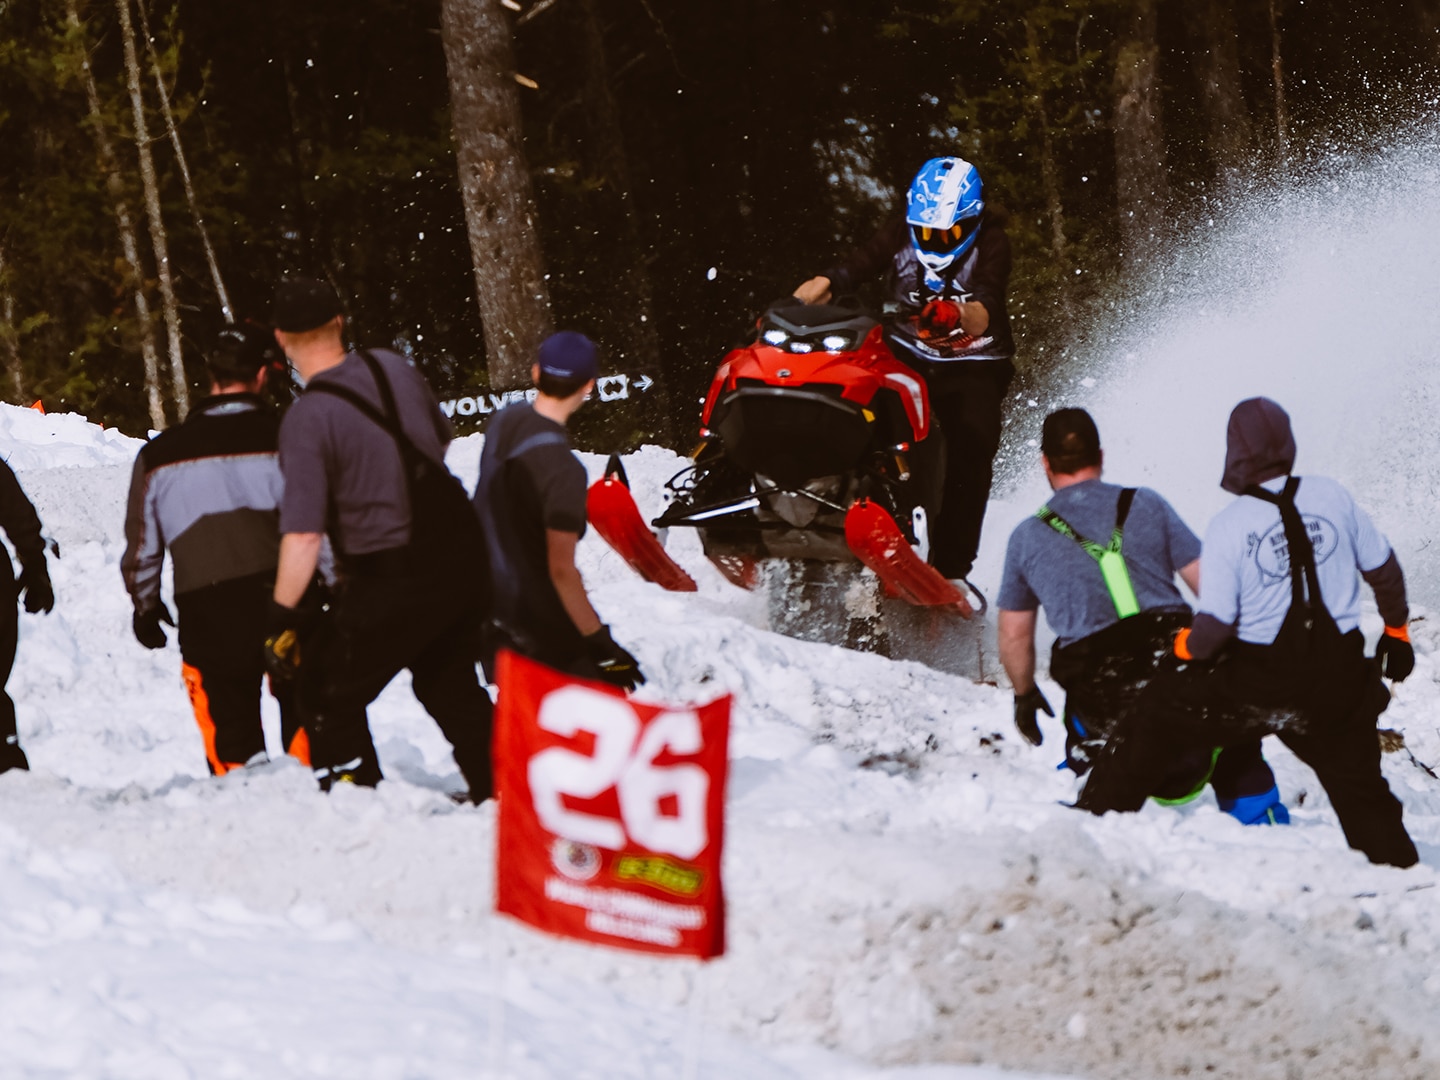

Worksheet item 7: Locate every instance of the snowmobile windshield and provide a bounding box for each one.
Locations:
[910,217,979,256]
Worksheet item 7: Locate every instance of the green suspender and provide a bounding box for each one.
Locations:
[1036,488,1141,620]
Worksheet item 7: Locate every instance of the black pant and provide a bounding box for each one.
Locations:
[1050,610,1275,802]
[927,361,1013,580]
[0,582,24,773]
[177,574,301,773]
[1077,629,1417,867]
[299,571,493,800]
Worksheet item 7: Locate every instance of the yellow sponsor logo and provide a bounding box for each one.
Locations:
[613,855,704,897]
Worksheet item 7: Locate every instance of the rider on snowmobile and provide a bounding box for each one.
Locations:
[793,157,1014,583]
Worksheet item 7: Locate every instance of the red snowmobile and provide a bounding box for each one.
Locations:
[588,302,977,619]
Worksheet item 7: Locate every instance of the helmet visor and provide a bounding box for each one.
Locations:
[911,218,979,256]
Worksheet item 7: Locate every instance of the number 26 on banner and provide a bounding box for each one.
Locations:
[528,688,710,860]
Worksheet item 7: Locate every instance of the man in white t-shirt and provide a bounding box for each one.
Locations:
[1077,398,1417,867]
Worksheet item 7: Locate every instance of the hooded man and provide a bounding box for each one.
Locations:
[1077,398,1418,868]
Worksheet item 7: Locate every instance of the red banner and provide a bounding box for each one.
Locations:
[494,650,730,960]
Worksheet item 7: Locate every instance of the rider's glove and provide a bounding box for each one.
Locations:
[583,625,646,692]
[918,299,963,339]
[1013,686,1054,747]
[18,560,54,615]
[133,602,175,650]
[1376,624,1415,682]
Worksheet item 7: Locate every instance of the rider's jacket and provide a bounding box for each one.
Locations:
[821,211,1015,364]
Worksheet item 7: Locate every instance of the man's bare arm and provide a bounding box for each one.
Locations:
[1178,557,1201,599]
[274,532,323,608]
[998,608,1039,693]
[547,529,603,637]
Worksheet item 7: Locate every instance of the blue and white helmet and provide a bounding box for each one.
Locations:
[906,157,985,283]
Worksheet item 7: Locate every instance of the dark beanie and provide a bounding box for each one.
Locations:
[1041,407,1102,473]
[538,331,599,381]
[1221,397,1296,495]
[272,277,342,333]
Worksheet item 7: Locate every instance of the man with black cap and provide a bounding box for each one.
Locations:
[265,276,493,799]
[999,408,1286,822]
[1077,397,1418,867]
[122,322,303,775]
[472,330,644,689]
[0,460,54,775]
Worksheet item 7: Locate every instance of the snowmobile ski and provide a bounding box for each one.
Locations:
[588,455,698,593]
[844,499,974,615]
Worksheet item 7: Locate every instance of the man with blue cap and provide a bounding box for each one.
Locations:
[472,330,644,690]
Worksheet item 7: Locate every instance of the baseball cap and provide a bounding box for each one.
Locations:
[1040,407,1102,471]
[272,277,342,333]
[537,331,599,381]
[209,321,281,380]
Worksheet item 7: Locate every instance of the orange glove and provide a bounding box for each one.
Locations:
[1173,627,1194,661]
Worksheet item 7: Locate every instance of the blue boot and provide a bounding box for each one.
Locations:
[1218,785,1290,825]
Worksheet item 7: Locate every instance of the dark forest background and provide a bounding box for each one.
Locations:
[1,0,1436,444]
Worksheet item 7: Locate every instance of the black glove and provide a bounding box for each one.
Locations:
[1376,628,1415,682]
[18,562,53,615]
[1013,686,1054,746]
[263,601,303,682]
[133,603,175,649]
[583,625,646,692]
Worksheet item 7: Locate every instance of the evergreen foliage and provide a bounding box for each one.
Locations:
[0,0,1432,439]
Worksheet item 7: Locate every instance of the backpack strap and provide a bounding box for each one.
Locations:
[1036,488,1140,620]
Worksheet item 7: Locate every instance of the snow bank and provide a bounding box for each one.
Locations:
[0,397,1436,1080]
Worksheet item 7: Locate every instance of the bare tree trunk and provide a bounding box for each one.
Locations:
[0,247,23,402]
[1023,17,1070,270]
[118,0,188,415]
[1112,0,1169,264]
[67,0,167,430]
[136,0,233,323]
[440,0,553,390]
[578,0,671,434]
[1268,0,1290,169]
[1183,0,1253,185]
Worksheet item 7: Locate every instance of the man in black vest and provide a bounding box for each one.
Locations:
[998,409,1285,823]
[264,277,492,800]
[472,331,643,690]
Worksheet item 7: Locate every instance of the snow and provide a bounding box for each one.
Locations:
[1,402,1438,1080]
[5,144,1440,1077]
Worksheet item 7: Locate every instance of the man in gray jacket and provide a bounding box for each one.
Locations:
[122,323,303,775]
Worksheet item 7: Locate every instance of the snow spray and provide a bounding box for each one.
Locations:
[1005,131,1440,608]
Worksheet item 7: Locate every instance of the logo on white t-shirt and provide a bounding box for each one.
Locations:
[1250,515,1340,584]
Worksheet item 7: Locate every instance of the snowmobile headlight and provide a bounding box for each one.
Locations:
[821,334,852,352]
[788,341,814,353]
[762,329,789,346]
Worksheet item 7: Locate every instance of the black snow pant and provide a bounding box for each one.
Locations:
[299,565,494,801]
[1050,610,1276,802]
[0,580,25,774]
[1077,628,1418,868]
[176,573,301,775]
[926,359,1013,580]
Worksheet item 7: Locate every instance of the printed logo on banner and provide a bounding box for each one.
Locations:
[494,650,730,960]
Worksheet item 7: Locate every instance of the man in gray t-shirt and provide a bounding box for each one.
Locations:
[264,277,493,801]
[998,409,1284,824]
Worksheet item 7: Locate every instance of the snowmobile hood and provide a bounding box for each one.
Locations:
[1221,397,1295,495]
